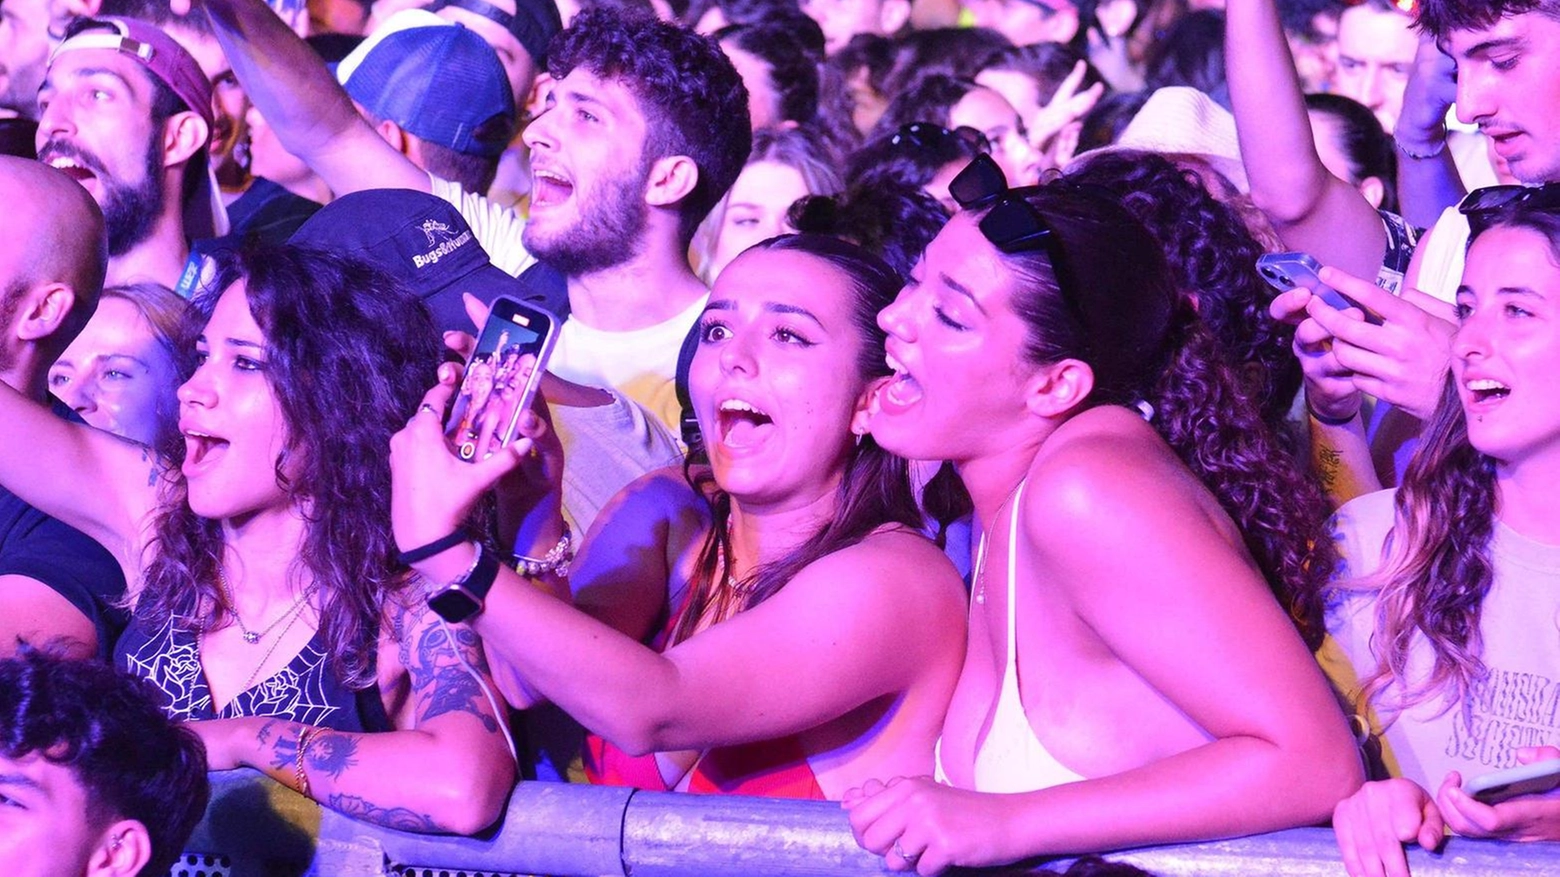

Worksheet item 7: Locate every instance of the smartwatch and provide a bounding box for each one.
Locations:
[427,543,502,623]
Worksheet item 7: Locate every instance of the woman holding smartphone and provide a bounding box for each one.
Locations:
[1327,197,1560,877]
[842,157,1363,869]
[390,234,969,799]
[0,243,515,833]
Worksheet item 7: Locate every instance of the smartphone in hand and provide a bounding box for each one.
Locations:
[1257,252,1382,325]
[1463,758,1560,805]
[444,296,559,462]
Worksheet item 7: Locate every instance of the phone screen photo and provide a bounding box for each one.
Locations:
[444,297,558,462]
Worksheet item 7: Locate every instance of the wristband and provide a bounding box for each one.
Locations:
[397,529,467,565]
[1308,401,1360,427]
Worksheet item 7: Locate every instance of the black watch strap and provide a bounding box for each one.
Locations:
[427,547,502,623]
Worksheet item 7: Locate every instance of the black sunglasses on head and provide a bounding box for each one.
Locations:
[949,153,1058,253]
[1458,183,1560,237]
[947,154,1091,331]
[890,122,991,157]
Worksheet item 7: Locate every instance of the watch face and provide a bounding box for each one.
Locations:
[428,585,482,623]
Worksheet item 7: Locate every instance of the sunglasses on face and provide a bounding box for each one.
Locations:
[890,122,992,157]
[1459,183,1560,237]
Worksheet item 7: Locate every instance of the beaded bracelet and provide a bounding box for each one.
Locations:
[512,523,574,578]
[1394,127,1447,161]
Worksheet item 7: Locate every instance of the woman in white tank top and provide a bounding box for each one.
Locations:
[844,156,1364,871]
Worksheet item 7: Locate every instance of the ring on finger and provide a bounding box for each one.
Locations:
[893,841,921,864]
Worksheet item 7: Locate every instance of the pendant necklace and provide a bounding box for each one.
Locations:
[218,570,317,645]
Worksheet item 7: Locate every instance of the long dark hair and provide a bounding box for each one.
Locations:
[672,233,922,644]
[993,183,1336,648]
[1356,203,1560,712]
[1065,150,1302,429]
[136,243,443,686]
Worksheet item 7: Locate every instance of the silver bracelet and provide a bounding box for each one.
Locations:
[1394,127,1448,160]
[512,523,573,578]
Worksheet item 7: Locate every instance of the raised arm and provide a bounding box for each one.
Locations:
[1226,0,1386,280]
[1393,34,1466,230]
[388,374,964,758]
[0,383,158,568]
[201,0,433,195]
[188,593,516,834]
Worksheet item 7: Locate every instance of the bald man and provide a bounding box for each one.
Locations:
[0,157,127,660]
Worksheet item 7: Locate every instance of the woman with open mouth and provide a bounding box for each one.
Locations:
[1328,194,1560,877]
[390,233,968,799]
[0,243,516,834]
[843,156,1364,871]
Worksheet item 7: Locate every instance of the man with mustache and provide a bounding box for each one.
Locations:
[35,16,213,290]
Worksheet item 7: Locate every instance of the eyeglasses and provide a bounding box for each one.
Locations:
[1458,183,1560,236]
[889,122,991,157]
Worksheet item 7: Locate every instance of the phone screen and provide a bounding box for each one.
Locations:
[444,299,555,461]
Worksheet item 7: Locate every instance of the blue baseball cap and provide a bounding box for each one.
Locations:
[289,188,550,333]
[338,13,515,158]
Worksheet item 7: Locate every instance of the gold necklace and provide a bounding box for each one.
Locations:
[217,570,317,645]
[973,481,1025,606]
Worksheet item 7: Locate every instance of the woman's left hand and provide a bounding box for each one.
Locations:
[1436,749,1560,843]
[389,363,532,551]
[842,776,1021,875]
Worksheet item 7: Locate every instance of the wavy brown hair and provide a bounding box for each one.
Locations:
[135,244,442,687]
[993,182,1337,648]
[672,234,922,644]
[1353,203,1560,713]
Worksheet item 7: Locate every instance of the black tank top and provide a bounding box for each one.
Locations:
[115,615,392,733]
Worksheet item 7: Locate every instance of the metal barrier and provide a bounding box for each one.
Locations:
[185,770,1560,877]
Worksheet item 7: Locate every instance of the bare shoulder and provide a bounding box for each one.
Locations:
[1020,408,1249,592]
[785,527,966,609]
[1025,408,1206,525]
[591,466,706,531]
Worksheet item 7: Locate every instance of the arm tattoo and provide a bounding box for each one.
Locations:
[325,793,443,833]
[305,731,360,780]
[1318,446,1343,492]
[266,723,303,772]
[401,605,501,733]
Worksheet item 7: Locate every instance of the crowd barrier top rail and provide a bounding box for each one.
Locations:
[185,769,1560,877]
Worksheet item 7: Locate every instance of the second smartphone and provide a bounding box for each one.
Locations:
[444,296,559,462]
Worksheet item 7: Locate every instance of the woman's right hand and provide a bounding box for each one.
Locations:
[388,363,531,553]
[843,776,1022,875]
[1332,778,1445,877]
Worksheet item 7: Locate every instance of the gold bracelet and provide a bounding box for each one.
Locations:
[294,726,319,799]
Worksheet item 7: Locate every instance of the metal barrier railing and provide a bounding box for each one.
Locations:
[185,770,1560,877]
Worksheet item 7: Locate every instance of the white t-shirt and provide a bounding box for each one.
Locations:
[1413,206,1472,306]
[1328,488,1560,789]
[548,294,708,435]
[429,174,535,277]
